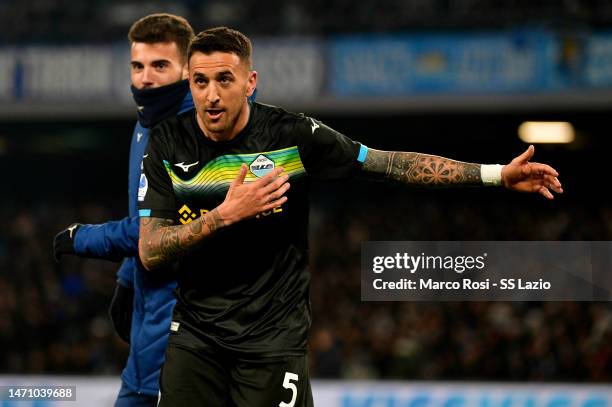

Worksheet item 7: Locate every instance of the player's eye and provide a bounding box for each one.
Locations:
[219,75,232,85]
[194,76,207,85]
[131,63,143,72]
[153,62,168,70]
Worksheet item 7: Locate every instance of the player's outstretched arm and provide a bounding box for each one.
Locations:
[362,148,483,186]
[53,216,140,263]
[361,145,562,199]
[138,164,290,271]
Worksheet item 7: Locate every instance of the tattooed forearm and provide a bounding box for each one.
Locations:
[207,208,225,233]
[138,208,227,270]
[363,148,482,186]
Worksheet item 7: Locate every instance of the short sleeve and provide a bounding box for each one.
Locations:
[137,130,176,219]
[294,115,368,180]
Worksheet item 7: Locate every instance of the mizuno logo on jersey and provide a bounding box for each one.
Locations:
[174,161,199,172]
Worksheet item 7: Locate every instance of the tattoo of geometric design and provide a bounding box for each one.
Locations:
[363,148,481,186]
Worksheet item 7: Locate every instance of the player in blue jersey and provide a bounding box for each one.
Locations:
[53,13,195,407]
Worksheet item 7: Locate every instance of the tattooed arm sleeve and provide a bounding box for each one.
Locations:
[362,148,482,186]
[138,209,226,271]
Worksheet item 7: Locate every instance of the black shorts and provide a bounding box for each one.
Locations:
[158,328,313,407]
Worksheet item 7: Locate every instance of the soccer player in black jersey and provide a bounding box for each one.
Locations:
[138,27,563,406]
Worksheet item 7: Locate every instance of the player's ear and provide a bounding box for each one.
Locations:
[246,70,257,97]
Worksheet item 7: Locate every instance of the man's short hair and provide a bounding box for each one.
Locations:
[128,13,194,63]
[188,27,253,69]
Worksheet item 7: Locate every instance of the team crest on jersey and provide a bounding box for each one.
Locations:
[138,174,148,202]
[249,154,275,178]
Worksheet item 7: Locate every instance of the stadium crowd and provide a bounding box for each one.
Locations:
[1,187,610,381]
[2,0,612,42]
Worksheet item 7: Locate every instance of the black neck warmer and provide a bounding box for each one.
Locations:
[131,79,190,128]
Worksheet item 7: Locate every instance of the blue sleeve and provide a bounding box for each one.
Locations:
[116,258,135,287]
[73,216,140,261]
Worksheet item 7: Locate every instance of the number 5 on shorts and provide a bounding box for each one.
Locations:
[279,372,299,407]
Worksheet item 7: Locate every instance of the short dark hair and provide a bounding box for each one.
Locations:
[188,27,253,68]
[128,13,194,63]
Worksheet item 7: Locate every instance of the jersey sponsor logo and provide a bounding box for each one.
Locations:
[256,205,283,219]
[138,173,148,202]
[174,161,199,173]
[249,154,275,178]
[178,204,198,224]
[309,118,319,134]
[178,204,283,224]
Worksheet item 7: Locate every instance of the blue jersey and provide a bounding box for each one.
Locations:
[73,91,194,396]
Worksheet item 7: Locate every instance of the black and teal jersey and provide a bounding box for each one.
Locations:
[138,102,367,357]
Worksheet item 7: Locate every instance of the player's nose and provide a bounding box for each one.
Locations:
[206,83,220,104]
[141,67,155,88]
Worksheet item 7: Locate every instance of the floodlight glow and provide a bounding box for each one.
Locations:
[518,122,575,144]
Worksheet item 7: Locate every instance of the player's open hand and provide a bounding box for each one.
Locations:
[501,145,563,200]
[217,164,290,225]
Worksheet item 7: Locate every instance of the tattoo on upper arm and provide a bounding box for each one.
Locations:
[363,148,481,186]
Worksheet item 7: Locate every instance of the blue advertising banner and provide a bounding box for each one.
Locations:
[0,30,611,111]
[584,32,612,87]
[328,31,557,96]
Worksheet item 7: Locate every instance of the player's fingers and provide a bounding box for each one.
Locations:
[544,175,563,193]
[524,163,554,180]
[533,182,553,199]
[267,181,290,201]
[255,167,285,186]
[531,162,559,177]
[261,173,289,195]
[262,196,288,212]
[538,185,554,200]
[513,145,535,164]
[230,164,248,190]
[543,164,559,177]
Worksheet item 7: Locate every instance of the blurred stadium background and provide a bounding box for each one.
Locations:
[0,0,611,405]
